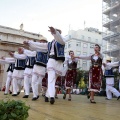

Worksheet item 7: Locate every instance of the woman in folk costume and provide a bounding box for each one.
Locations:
[23,38,48,101]
[63,50,78,101]
[102,57,120,100]
[74,44,103,103]
[55,76,62,99]
[22,48,36,98]
[42,72,48,97]
[9,48,27,96]
[0,57,15,95]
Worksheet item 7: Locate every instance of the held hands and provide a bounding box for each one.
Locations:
[1,56,5,60]
[102,63,106,67]
[48,26,56,34]
[9,52,14,57]
[23,41,29,45]
[72,56,80,59]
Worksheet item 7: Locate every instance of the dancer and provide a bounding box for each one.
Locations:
[42,73,48,97]
[23,38,48,100]
[103,57,120,100]
[0,57,15,95]
[55,76,62,99]
[24,27,66,104]
[63,50,78,101]
[74,44,103,103]
[9,48,26,96]
[22,48,36,98]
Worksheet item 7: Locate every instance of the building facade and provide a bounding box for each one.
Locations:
[102,0,120,61]
[0,25,45,89]
[65,27,102,70]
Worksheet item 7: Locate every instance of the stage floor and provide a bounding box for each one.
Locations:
[0,92,120,120]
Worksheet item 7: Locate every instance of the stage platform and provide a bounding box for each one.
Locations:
[0,92,120,120]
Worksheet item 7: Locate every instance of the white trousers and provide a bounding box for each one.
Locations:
[5,76,12,94]
[46,70,58,98]
[106,85,120,99]
[24,76,32,95]
[32,74,43,98]
[13,78,23,94]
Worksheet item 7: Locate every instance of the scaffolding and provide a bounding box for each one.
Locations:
[102,0,120,61]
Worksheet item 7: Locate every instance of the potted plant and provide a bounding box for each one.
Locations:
[0,99,30,120]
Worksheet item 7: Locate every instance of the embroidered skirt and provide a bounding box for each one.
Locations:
[65,70,77,88]
[42,73,48,88]
[89,66,102,92]
[55,76,62,87]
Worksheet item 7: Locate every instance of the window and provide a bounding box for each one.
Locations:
[68,42,71,48]
[77,51,81,56]
[76,42,81,47]
[83,52,87,55]
[81,35,84,40]
[82,61,87,69]
[88,37,91,41]
[83,43,88,48]
[90,44,94,48]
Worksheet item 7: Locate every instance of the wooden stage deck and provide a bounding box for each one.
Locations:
[0,92,120,120]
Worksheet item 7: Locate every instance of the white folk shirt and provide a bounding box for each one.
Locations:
[28,31,66,75]
[104,62,119,86]
[62,55,78,76]
[0,58,15,77]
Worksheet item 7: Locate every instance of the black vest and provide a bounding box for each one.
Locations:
[6,63,15,72]
[26,56,35,68]
[35,51,48,67]
[48,41,65,62]
[104,69,114,77]
[15,59,26,70]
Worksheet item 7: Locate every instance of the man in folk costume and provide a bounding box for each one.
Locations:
[74,44,103,103]
[9,48,26,96]
[103,57,120,100]
[0,57,15,95]
[45,27,66,104]
[22,48,36,98]
[24,27,66,104]
[63,50,78,101]
[23,38,48,100]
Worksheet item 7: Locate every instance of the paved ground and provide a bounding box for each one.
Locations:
[0,92,120,120]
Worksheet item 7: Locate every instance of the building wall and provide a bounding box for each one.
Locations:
[65,28,102,70]
[0,25,44,89]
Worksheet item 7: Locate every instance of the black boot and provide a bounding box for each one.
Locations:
[17,92,20,95]
[117,96,120,100]
[45,96,49,102]
[32,97,37,101]
[50,97,55,104]
[36,95,39,99]
[23,95,29,98]
[63,93,66,99]
[12,94,17,96]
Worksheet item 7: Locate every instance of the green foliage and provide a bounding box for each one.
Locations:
[0,99,30,120]
[76,70,89,87]
[78,77,86,89]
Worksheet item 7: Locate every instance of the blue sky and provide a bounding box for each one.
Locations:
[0,0,102,40]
